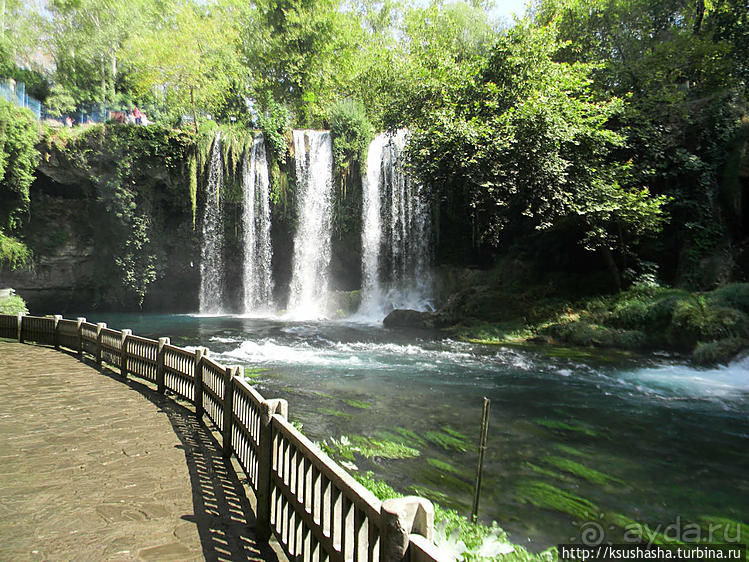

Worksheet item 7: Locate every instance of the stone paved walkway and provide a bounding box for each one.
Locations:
[0,342,279,561]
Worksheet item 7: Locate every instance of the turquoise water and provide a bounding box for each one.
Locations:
[82,313,749,550]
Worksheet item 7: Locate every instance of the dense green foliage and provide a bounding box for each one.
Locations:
[0,100,39,233]
[0,232,31,270]
[2,0,747,337]
[41,124,195,306]
[0,293,28,315]
[328,99,373,175]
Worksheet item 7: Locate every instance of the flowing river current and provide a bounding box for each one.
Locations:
[82,313,749,550]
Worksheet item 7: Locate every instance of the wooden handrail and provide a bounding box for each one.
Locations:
[0,313,440,562]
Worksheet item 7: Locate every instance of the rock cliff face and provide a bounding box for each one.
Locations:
[0,193,97,313]
[0,126,201,314]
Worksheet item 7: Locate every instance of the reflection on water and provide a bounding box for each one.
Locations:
[81,312,749,550]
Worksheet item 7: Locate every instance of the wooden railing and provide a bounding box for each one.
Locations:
[0,313,446,562]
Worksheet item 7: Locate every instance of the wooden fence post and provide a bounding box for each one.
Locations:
[380,497,435,561]
[76,317,85,360]
[16,313,23,343]
[221,366,241,458]
[156,337,170,394]
[194,347,207,418]
[52,315,62,350]
[120,329,132,378]
[256,398,288,542]
[96,322,106,368]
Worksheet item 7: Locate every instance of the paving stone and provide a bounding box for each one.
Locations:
[0,342,279,561]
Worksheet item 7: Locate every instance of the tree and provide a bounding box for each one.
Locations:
[532,0,749,286]
[46,0,149,108]
[120,0,244,128]
[406,23,667,287]
[243,0,364,126]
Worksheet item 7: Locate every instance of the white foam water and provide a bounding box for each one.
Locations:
[242,134,274,313]
[287,131,334,320]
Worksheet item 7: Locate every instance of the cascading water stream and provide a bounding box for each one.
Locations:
[242,134,274,313]
[199,132,225,314]
[358,130,432,320]
[287,130,334,319]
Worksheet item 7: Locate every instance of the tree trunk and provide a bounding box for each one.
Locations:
[693,0,705,35]
[601,247,622,291]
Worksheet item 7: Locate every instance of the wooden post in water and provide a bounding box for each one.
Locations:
[256,398,288,542]
[76,317,85,360]
[193,346,206,417]
[222,366,240,458]
[471,397,490,523]
[120,329,132,378]
[16,313,22,343]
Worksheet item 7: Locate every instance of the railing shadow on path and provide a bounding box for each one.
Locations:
[89,357,281,562]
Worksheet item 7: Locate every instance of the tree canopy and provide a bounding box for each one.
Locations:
[2,0,747,288]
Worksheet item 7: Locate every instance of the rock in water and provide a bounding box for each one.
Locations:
[383,309,445,328]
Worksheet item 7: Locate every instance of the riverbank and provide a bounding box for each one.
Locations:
[444,280,749,365]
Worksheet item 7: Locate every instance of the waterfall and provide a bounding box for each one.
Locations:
[199,132,225,314]
[287,130,334,319]
[358,130,432,320]
[242,134,274,313]
[358,134,387,317]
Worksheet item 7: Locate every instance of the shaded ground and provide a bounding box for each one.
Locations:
[0,342,280,561]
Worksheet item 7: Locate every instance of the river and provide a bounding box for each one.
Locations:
[81,312,749,551]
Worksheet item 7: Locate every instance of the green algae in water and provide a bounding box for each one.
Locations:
[441,426,468,440]
[394,427,426,446]
[544,455,625,486]
[698,517,749,545]
[525,462,574,482]
[341,398,372,409]
[554,444,587,457]
[317,407,353,419]
[516,480,599,520]
[243,367,269,379]
[425,429,469,452]
[534,419,598,437]
[350,436,420,459]
[408,485,453,506]
[427,458,462,475]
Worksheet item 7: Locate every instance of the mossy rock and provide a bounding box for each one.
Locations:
[666,299,749,349]
[692,338,749,365]
[709,283,749,313]
[542,322,647,349]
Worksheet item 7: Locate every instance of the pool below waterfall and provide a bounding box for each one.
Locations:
[80,312,749,551]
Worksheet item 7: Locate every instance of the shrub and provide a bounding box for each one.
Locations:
[328,99,373,172]
[709,283,749,313]
[0,99,40,231]
[0,294,28,315]
[0,232,31,269]
[692,338,748,365]
[257,93,291,164]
